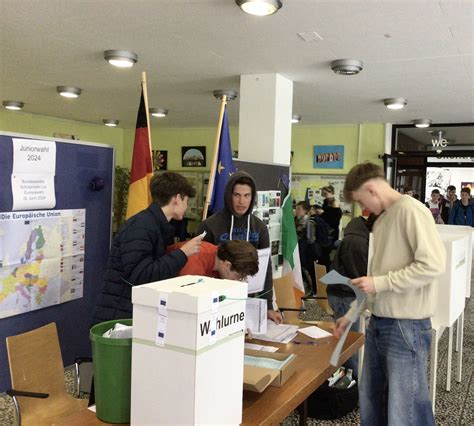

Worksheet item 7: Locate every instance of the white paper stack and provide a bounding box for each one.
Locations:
[254,321,299,343]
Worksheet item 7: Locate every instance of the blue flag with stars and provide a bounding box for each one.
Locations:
[210,106,236,214]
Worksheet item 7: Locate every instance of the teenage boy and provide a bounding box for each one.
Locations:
[93,172,203,324]
[198,171,283,324]
[169,240,259,281]
[334,162,446,426]
[441,185,457,224]
[448,187,474,226]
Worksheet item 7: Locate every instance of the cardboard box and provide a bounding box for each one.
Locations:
[243,349,297,393]
[131,275,247,425]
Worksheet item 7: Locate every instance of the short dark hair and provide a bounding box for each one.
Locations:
[403,186,413,193]
[232,175,254,191]
[150,172,196,206]
[461,187,471,196]
[431,189,440,195]
[344,162,385,201]
[296,201,310,211]
[447,185,456,191]
[217,241,258,278]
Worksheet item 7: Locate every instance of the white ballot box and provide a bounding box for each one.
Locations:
[131,275,247,425]
[433,233,468,329]
[437,225,473,298]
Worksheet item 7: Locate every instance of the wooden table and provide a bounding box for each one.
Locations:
[242,324,364,425]
[56,323,364,425]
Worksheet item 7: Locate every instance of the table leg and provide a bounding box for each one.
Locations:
[456,311,464,383]
[430,328,438,414]
[446,325,453,391]
[297,399,308,426]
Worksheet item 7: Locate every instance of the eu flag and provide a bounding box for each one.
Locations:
[209,107,236,214]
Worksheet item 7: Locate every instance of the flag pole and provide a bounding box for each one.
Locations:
[141,71,154,204]
[202,94,227,220]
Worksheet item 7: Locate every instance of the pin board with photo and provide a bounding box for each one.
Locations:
[291,174,352,216]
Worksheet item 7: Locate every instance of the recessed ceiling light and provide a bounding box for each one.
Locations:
[331,59,364,75]
[235,0,282,16]
[291,114,301,124]
[3,100,24,110]
[57,86,82,98]
[413,119,431,128]
[383,98,407,110]
[103,119,119,127]
[149,108,169,118]
[213,90,238,101]
[104,50,138,68]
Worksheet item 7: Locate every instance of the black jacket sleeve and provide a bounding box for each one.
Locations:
[120,224,188,285]
[254,218,273,310]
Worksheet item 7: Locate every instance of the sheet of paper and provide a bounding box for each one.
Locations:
[253,321,299,343]
[297,326,332,339]
[245,298,267,334]
[245,343,279,352]
[320,269,367,366]
[246,247,270,294]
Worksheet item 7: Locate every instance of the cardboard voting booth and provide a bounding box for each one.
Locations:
[432,233,468,329]
[131,276,247,425]
[437,224,473,298]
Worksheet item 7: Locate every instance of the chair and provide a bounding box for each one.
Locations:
[6,323,88,426]
[314,263,334,316]
[273,273,307,323]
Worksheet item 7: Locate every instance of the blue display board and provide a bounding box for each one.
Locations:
[0,132,114,391]
[313,145,344,169]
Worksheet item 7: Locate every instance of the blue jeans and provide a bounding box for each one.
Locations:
[360,315,434,426]
[327,293,359,379]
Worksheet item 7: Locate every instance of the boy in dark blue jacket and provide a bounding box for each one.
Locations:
[92,172,203,324]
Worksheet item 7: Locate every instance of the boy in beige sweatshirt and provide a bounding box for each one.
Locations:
[334,163,446,426]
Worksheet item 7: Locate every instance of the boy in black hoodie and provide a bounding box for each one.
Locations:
[198,171,283,324]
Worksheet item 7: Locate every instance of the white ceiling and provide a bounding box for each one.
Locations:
[0,0,473,128]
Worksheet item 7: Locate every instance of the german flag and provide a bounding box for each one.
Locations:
[126,89,153,219]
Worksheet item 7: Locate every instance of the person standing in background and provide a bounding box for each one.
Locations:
[448,187,474,226]
[321,185,343,241]
[328,213,378,378]
[425,189,444,224]
[441,185,457,224]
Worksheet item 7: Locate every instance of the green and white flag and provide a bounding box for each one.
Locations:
[281,194,305,296]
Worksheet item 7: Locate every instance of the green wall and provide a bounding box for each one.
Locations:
[291,123,384,174]
[0,109,385,174]
[0,110,124,165]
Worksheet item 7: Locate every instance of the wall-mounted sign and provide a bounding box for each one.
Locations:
[313,145,344,169]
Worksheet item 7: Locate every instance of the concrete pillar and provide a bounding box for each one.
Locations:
[238,73,293,165]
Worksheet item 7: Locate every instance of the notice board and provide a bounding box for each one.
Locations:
[0,132,114,391]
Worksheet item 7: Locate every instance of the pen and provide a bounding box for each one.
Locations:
[292,340,329,345]
[180,278,204,287]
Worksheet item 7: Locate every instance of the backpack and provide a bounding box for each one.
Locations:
[307,380,359,420]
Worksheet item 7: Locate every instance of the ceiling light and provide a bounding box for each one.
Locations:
[236,0,282,16]
[383,98,407,110]
[103,119,119,127]
[213,90,238,101]
[3,100,24,110]
[413,119,431,128]
[57,86,81,98]
[331,59,364,75]
[104,50,138,68]
[149,108,168,118]
[292,114,301,124]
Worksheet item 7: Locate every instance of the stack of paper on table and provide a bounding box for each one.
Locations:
[297,326,332,339]
[253,321,299,343]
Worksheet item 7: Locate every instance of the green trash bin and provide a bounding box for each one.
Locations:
[90,319,132,423]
